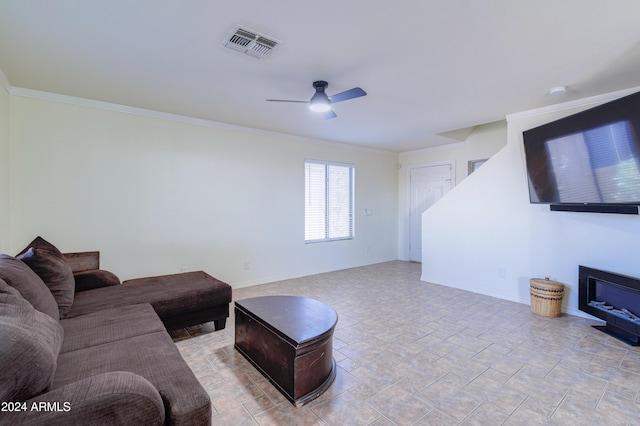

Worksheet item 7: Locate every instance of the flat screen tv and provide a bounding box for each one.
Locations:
[522,90,640,214]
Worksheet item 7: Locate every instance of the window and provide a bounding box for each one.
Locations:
[305,160,354,242]
[468,158,488,175]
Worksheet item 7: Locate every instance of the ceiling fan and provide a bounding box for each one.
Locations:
[266,81,366,120]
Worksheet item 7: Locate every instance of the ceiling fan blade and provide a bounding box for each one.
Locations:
[329,87,366,103]
[266,99,309,103]
[323,110,337,120]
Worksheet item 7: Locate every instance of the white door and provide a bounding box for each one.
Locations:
[410,164,452,262]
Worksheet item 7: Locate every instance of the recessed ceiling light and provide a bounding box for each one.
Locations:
[549,86,567,96]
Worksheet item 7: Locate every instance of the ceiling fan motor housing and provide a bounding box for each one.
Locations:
[313,81,329,91]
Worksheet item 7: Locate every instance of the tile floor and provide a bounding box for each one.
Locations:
[170,261,640,425]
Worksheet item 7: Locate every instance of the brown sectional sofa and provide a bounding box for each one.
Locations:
[0,237,232,425]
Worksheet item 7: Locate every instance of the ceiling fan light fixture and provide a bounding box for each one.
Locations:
[309,92,331,112]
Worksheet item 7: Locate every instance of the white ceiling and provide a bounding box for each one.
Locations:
[1,1,640,152]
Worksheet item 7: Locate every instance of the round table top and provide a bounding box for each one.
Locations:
[235,295,338,345]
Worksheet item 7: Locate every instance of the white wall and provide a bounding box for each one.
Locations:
[420,87,640,317]
[397,121,507,260]
[8,94,399,286]
[0,76,10,253]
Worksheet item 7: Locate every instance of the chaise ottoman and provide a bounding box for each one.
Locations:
[67,270,232,331]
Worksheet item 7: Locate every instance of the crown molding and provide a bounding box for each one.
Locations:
[399,141,464,157]
[8,86,396,156]
[506,86,640,123]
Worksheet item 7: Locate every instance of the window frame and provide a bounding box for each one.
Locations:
[304,159,355,243]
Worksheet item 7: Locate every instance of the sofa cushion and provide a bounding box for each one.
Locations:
[60,303,166,353]
[0,278,64,401]
[0,372,165,426]
[54,331,211,425]
[74,269,121,292]
[17,236,75,318]
[0,254,60,320]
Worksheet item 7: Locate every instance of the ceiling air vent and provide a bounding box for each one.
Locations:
[223,25,280,60]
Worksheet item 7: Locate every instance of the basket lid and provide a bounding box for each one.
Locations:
[530,277,564,289]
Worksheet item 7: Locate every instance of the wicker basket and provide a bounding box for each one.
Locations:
[530,278,564,317]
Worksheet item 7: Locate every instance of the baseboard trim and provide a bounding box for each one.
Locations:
[419,276,594,319]
[232,257,400,289]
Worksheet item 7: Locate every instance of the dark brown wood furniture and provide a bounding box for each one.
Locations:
[234,295,338,406]
[63,251,101,273]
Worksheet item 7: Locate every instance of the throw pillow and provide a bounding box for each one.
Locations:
[0,254,59,321]
[17,236,75,318]
[74,269,121,292]
[0,278,64,401]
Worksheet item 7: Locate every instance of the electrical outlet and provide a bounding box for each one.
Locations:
[243,261,251,270]
[498,268,506,279]
[180,266,188,273]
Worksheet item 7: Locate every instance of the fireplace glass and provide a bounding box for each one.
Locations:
[579,265,640,346]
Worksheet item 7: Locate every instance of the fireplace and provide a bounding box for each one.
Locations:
[579,265,640,346]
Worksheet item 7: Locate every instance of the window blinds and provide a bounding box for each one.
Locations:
[305,160,354,242]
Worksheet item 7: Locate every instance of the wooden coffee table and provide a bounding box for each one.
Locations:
[234,295,338,406]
